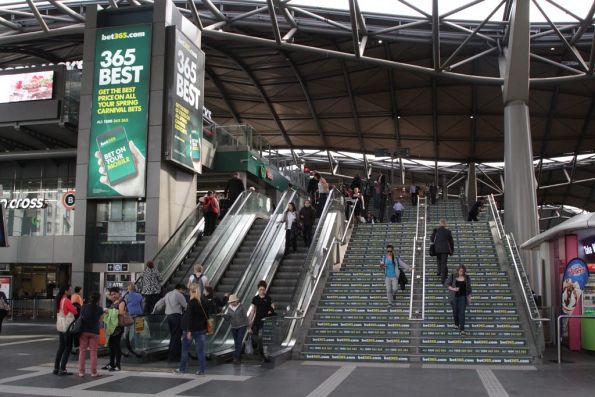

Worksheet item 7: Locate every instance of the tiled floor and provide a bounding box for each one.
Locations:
[1,321,595,397]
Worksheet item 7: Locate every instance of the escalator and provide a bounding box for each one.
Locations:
[127,191,273,360]
[268,246,309,313]
[216,218,268,295]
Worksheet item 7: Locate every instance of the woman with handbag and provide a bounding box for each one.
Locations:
[78,292,105,377]
[446,265,473,335]
[177,285,209,375]
[102,287,128,372]
[54,285,78,375]
[379,245,411,307]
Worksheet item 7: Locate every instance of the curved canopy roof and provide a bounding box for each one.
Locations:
[0,0,594,214]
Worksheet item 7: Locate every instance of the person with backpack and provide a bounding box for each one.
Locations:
[446,265,473,335]
[221,294,249,365]
[187,264,209,294]
[78,292,105,377]
[379,245,411,307]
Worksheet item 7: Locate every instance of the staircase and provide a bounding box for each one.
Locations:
[300,199,535,364]
[165,236,210,290]
[301,221,415,362]
[215,218,268,295]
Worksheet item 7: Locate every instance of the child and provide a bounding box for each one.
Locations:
[222,294,249,364]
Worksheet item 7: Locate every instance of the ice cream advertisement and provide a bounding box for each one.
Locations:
[0,71,54,103]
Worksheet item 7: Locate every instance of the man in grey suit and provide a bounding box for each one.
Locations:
[431,218,455,284]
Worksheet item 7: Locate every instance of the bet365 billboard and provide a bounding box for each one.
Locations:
[88,24,152,198]
[164,27,205,174]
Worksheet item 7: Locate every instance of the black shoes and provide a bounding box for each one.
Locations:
[58,370,73,376]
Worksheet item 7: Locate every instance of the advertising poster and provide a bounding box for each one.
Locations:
[0,70,54,103]
[561,258,589,315]
[0,275,12,298]
[88,24,152,198]
[165,27,205,174]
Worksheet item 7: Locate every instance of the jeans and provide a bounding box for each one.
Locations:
[394,211,402,223]
[167,313,182,362]
[451,295,467,330]
[108,331,122,368]
[411,193,418,206]
[285,229,297,253]
[317,193,328,217]
[54,332,73,371]
[78,332,99,375]
[384,277,398,304]
[302,224,313,246]
[232,326,247,361]
[437,253,449,284]
[179,331,206,373]
[204,212,217,236]
[144,294,161,314]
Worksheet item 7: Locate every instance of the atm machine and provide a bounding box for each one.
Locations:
[92,262,145,304]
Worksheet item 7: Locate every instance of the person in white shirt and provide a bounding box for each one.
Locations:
[280,202,298,255]
[393,201,405,223]
[315,173,329,217]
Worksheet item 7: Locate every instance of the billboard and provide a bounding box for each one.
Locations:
[88,24,152,198]
[165,27,205,174]
[561,258,590,315]
[0,70,54,103]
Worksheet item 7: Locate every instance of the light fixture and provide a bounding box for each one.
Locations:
[470,115,474,119]
[550,47,555,51]
[378,39,383,44]
[397,115,401,119]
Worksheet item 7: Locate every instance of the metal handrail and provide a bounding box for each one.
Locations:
[340,197,358,244]
[409,196,426,320]
[283,240,338,321]
[487,194,503,240]
[505,234,549,323]
[557,315,595,364]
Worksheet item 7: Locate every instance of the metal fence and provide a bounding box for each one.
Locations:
[7,298,56,320]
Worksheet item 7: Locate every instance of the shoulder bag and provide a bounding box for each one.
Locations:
[198,299,214,335]
[117,301,134,327]
[56,299,75,333]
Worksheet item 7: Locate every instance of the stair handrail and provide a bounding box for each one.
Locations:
[408,196,427,320]
[487,194,505,241]
[340,196,358,245]
[506,234,550,323]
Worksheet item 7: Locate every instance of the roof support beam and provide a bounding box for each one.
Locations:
[205,67,241,123]
[266,0,282,45]
[187,0,204,30]
[348,0,361,58]
[339,59,366,152]
[385,44,402,150]
[470,61,478,160]
[283,52,330,150]
[0,16,23,32]
[276,0,297,28]
[432,0,440,71]
[209,47,294,150]
[431,78,439,179]
[203,0,226,21]
[26,0,49,32]
[48,0,85,23]
[536,85,559,188]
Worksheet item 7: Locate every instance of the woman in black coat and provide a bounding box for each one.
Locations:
[431,218,454,284]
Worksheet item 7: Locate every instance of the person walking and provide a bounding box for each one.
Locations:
[352,187,365,225]
[102,287,126,372]
[392,200,404,223]
[141,261,162,314]
[315,173,329,217]
[202,191,220,236]
[78,292,105,377]
[446,265,472,335]
[379,245,411,307]
[53,285,78,376]
[429,184,438,204]
[0,290,9,334]
[164,284,188,363]
[350,175,363,192]
[177,285,208,375]
[467,198,484,222]
[249,280,275,363]
[431,218,455,284]
[224,172,246,205]
[280,202,297,255]
[299,200,316,247]
[222,294,249,365]
[410,183,418,206]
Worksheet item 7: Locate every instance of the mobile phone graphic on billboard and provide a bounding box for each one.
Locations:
[96,127,138,186]
[191,129,201,162]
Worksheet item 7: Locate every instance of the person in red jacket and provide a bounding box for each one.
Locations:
[202,191,220,236]
[54,285,78,375]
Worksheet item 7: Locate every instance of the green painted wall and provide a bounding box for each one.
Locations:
[213,151,289,191]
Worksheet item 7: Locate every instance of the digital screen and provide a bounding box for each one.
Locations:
[582,236,595,262]
[0,70,54,103]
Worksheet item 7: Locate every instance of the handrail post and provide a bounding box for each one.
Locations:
[557,315,562,364]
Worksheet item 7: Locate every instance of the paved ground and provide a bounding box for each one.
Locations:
[1,321,595,397]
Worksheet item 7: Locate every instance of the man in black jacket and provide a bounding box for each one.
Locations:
[431,218,455,284]
[299,200,316,247]
[224,173,245,205]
